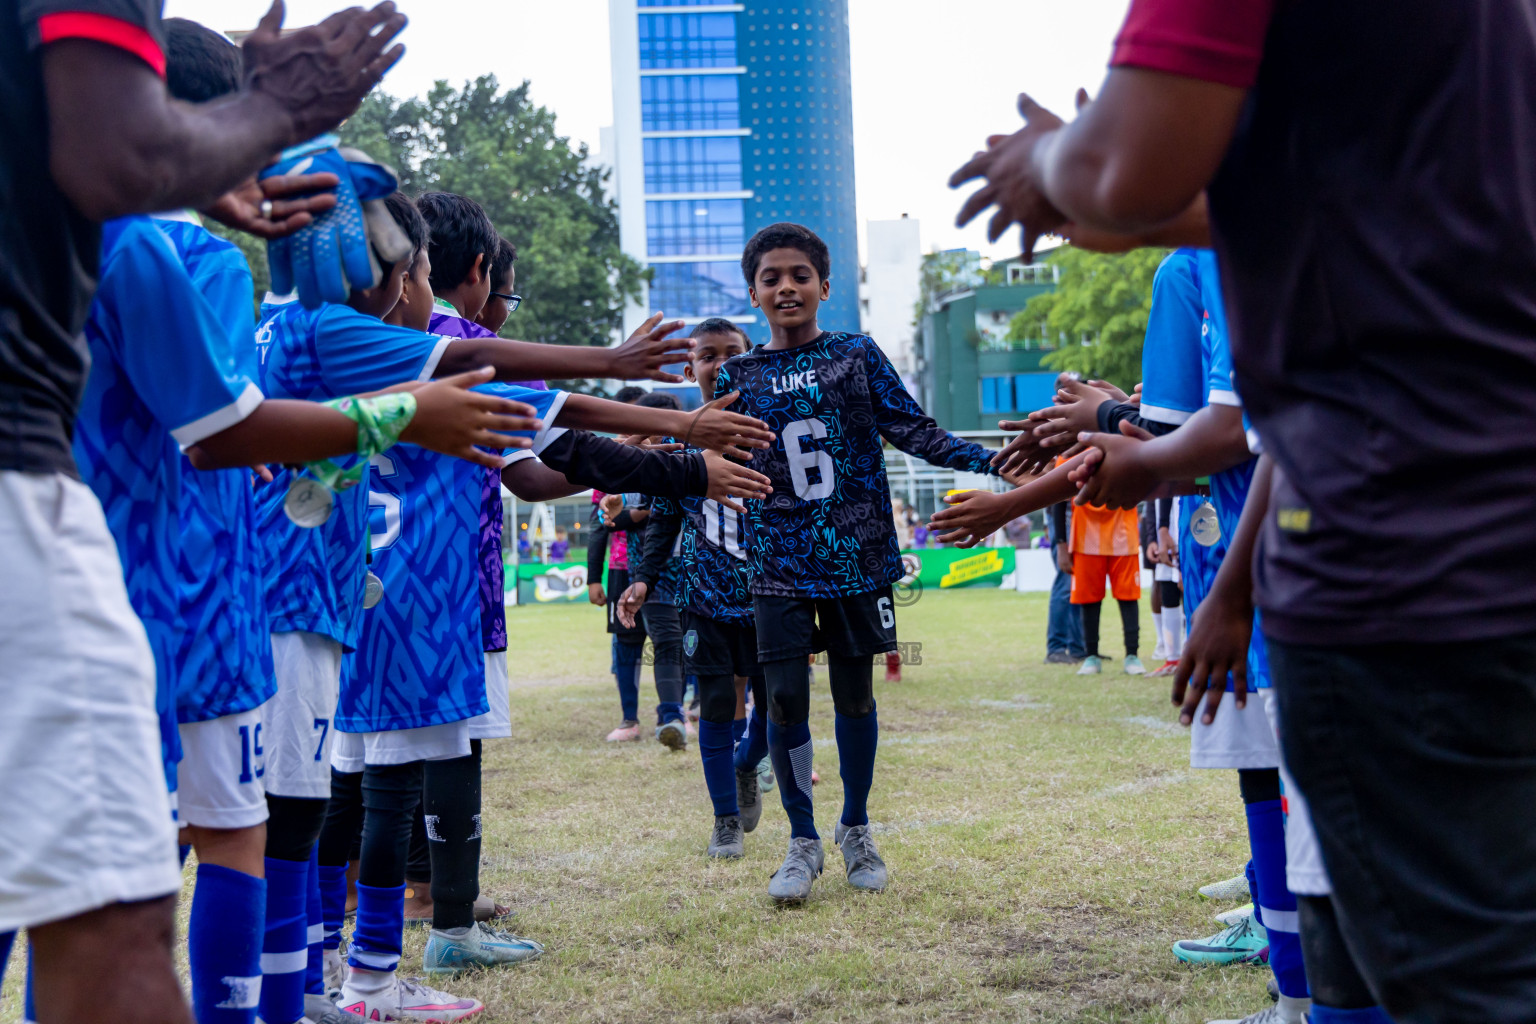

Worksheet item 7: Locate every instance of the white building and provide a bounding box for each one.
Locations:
[860,215,923,385]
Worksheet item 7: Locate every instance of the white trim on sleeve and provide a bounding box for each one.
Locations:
[1246,428,1264,455]
[501,450,537,469]
[1207,388,1242,408]
[1138,403,1194,426]
[172,381,264,449]
[417,336,453,381]
[530,390,571,455]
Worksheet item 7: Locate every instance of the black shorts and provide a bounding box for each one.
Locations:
[605,568,647,643]
[754,586,898,662]
[681,611,760,676]
[641,601,683,660]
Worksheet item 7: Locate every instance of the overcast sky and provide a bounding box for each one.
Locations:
[163,0,1130,261]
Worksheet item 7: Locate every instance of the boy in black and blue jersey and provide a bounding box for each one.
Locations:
[716,224,999,902]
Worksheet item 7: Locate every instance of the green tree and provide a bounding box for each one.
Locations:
[1007,247,1167,390]
[912,248,981,329]
[340,76,645,356]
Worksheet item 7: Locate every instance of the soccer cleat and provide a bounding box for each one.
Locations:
[1206,994,1310,1024]
[655,720,687,751]
[1215,902,1255,927]
[1044,650,1083,665]
[833,822,888,892]
[1150,659,1180,678]
[1076,656,1103,675]
[1172,914,1268,965]
[339,973,484,1022]
[604,721,641,742]
[324,946,347,1001]
[1267,976,1279,1002]
[423,922,545,976]
[1199,873,1251,901]
[757,757,776,793]
[1124,654,1146,675]
[707,815,745,859]
[737,767,763,832]
[767,837,825,903]
[306,992,365,1024]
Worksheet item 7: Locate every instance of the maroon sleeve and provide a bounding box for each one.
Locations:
[1110,0,1275,90]
[22,0,166,77]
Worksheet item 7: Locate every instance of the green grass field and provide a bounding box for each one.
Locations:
[2,588,1274,1024]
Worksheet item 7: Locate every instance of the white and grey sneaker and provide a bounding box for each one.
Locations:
[1207,994,1310,1024]
[736,767,762,832]
[833,822,888,892]
[1198,872,1251,901]
[656,720,687,751]
[767,837,824,903]
[323,944,347,1002]
[304,993,364,1024]
[707,815,745,859]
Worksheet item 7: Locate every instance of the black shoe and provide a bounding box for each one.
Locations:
[1044,650,1083,665]
[707,815,744,859]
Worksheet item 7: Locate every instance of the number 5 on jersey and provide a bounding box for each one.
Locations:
[783,418,835,500]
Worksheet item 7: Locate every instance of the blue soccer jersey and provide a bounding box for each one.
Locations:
[1139,249,1207,428]
[344,385,568,733]
[74,217,266,785]
[253,301,453,652]
[154,215,277,723]
[717,332,996,598]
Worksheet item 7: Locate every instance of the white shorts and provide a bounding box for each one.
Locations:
[468,652,511,741]
[1189,693,1280,770]
[1153,563,1182,584]
[0,471,180,930]
[1262,691,1332,895]
[331,730,365,775]
[266,631,342,798]
[177,709,270,830]
[361,721,471,766]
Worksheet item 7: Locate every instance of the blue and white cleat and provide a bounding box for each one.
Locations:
[1215,902,1255,927]
[424,922,545,976]
[1199,873,1250,901]
[1172,914,1268,965]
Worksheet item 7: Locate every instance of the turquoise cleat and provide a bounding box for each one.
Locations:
[424,922,545,976]
[1172,914,1268,965]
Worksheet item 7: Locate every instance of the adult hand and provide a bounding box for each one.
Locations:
[398,368,542,470]
[930,489,1009,548]
[1055,543,1073,575]
[587,582,606,606]
[1070,421,1158,509]
[951,94,1071,261]
[204,171,340,240]
[616,582,648,630]
[703,450,773,512]
[1172,584,1253,726]
[685,392,774,460]
[608,313,694,383]
[243,0,409,143]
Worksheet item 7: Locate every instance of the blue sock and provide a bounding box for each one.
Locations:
[698,720,740,818]
[348,881,405,974]
[1310,1008,1392,1023]
[0,931,13,991]
[612,640,643,722]
[180,843,193,866]
[767,718,817,840]
[259,857,310,1024]
[24,944,34,1023]
[1247,798,1308,998]
[731,717,747,746]
[734,705,768,772]
[304,851,324,995]
[190,864,266,1024]
[319,863,348,953]
[656,702,685,725]
[834,708,878,829]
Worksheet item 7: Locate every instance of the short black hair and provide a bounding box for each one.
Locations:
[614,385,647,404]
[415,192,498,294]
[383,192,429,272]
[740,223,831,286]
[691,317,750,345]
[489,236,518,291]
[635,390,681,411]
[164,19,242,103]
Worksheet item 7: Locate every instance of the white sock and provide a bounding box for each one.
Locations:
[1151,609,1166,659]
[1163,604,1185,659]
[344,966,395,997]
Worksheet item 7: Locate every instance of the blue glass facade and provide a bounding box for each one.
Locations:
[629,1,858,346]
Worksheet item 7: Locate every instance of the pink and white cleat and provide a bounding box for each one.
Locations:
[604,721,642,742]
[338,969,484,1022]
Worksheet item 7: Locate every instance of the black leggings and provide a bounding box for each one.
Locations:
[265,794,329,862]
[423,741,482,930]
[761,653,875,726]
[318,768,362,868]
[1080,599,1140,658]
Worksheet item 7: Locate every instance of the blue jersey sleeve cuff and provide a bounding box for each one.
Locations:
[172,381,264,449]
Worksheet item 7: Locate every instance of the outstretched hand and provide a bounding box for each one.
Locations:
[398,367,543,470]
[1032,378,1117,449]
[686,391,774,460]
[702,450,772,513]
[929,488,1009,548]
[205,171,341,240]
[609,313,694,383]
[1069,420,1157,509]
[951,94,1071,261]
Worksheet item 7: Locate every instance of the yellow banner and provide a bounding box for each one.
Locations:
[938,549,1005,588]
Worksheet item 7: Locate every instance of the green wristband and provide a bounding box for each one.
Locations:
[304,392,418,491]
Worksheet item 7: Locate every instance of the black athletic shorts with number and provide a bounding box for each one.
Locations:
[754,586,898,662]
[681,612,760,677]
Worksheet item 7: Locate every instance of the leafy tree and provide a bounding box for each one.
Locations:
[911,248,982,328]
[340,76,646,358]
[1007,246,1167,390]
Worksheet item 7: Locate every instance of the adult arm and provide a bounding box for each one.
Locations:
[40,2,407,222]
[1071,403,1252,509]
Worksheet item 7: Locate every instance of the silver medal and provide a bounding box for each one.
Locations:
[363,571,384,609]
[1191,500,1222,548]
[284,477,334,528]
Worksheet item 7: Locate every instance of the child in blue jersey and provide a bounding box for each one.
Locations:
[619,320,774,858]
[716,224,1000,902]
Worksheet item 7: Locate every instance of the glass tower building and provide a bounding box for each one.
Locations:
[609,1,860,358]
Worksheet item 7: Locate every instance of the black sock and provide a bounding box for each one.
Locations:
[1080,601,1102,657]
[1117,598,1140,656]
[425,740,482,931]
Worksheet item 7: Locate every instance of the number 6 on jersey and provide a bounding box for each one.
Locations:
[783,418,835,500]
